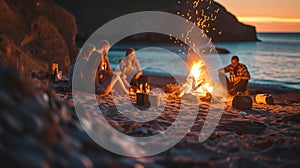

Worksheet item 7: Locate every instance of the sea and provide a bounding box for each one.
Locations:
[108,33,300,90]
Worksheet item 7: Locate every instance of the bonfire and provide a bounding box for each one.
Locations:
[179,59,213,100]
[180,61,213,97]
[168,57,213,101]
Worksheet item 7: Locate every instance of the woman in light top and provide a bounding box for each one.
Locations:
[119,48,142,87]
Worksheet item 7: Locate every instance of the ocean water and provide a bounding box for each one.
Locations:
[108,33,300,90]
[215,33,300,90]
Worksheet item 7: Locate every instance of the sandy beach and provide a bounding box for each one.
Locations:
[2,67,299,167]
[98,75,300,167]
[1,0,300,167]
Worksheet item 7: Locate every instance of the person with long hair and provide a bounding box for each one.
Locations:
[93,40,128,95]
[119,48,143,88]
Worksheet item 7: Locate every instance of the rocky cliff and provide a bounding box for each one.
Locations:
[54,0,258,44]
[0,0,78,72]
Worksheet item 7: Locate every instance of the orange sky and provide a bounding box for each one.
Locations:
[215,0,300,32]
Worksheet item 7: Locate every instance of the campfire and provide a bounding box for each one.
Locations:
[180,61,213,98]
[168,55,213,101]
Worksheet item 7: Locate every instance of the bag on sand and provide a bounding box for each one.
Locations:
[232,95,253,110]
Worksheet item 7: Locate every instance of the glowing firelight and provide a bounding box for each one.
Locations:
[180,61,213,98]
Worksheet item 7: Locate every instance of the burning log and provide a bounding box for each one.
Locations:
[165,83,180,93]
[177,60,213,102]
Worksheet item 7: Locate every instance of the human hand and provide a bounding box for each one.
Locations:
[234,76,241,83]
[135,71,142,79]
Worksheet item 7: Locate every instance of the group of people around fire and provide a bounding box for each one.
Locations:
[69,40,144,96]
[69,40,251,96]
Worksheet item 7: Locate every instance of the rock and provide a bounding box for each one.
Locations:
[132,126,149,135]
[0,111,23,133]
[2,134,54,167]
[0,89,15,108]
[216,47,230,54]
[54,0,258,44]
[22,16,71,72]
[0,0,78,72]
[68,153,94,168]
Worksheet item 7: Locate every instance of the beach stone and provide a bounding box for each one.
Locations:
[35,93,49,109]
[68,153,94,168]
[19,97,48,120]
[0,111,23,133]
[53,153,70,168]
[0,89,15,107]
[20,112,45,135]
[58,105,72,122]
[67,129,97,148]
[81,152,114,167]
[132,127,149,135]
[32,78,43,89]
[2,134,54,167]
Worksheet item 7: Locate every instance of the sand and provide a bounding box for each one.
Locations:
[1,67,300,167]
[73,75,300,167]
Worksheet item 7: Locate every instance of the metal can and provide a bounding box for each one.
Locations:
[255,94,274,105]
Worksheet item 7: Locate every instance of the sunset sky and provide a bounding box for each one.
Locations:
[215,0,300,32]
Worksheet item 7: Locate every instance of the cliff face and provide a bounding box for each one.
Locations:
[0,0,257,72]
[166,1,259,42]
[53,0,258,44]
[0,0,78,72]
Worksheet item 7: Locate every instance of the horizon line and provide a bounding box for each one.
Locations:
[238,16,300,23]
[257,32,300,33]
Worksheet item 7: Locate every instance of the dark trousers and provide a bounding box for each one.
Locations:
[219,73,248,93]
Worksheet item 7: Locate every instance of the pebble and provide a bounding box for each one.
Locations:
[240,111,247,117]
[68,153,94,168]
[0,89,15,107]
[0,111,23,133]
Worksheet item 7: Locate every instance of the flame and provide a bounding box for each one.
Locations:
[180,60,213,97]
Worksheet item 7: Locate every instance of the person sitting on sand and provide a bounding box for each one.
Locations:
[119,48,143,87]
[68,44,96,88]
[218,56,250,95]
[94,40,128,95]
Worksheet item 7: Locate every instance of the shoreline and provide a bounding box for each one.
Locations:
[145,74,300,92]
